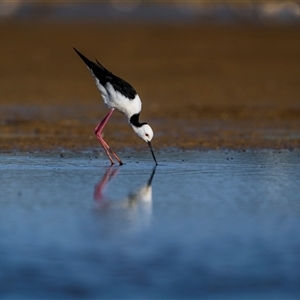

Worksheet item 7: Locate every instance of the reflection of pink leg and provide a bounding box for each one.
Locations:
[94,167,119,203]
[95,109,123,166]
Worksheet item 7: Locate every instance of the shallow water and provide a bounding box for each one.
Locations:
[1,150,300,299]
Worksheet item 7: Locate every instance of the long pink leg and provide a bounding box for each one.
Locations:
[95,109,123,166]
[95,110,115,164]
[100,139,123,165]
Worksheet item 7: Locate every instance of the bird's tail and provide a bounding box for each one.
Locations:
[73,48,106,71]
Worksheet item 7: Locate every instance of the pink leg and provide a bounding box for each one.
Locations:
[101,139,123,165]
[95,109,123,166]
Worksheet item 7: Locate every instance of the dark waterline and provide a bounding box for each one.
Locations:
[1,150,300,299]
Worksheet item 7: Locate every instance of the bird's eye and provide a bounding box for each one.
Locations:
[145,134,149,137]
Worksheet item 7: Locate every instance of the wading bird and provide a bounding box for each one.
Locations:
[74,48,158,166]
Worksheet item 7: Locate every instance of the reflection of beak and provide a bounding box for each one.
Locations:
[147,165,157,186]
[147,141,158,165]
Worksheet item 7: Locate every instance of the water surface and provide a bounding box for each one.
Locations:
[1,150,300,299]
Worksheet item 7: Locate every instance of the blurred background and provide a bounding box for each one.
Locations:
[1,1,300,150]
[1,1,300,22]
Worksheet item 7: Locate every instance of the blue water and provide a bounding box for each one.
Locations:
[1,150,300,299]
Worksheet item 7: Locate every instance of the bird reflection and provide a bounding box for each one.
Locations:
[94,166,156,229]
[94,167,120,204]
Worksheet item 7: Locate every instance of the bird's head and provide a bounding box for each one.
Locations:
[132,123,154,143]
[131,124,157,165]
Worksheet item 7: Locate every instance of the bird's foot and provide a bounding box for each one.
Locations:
[109,159,123,166]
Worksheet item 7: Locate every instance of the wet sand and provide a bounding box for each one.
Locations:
[1,21,300,151]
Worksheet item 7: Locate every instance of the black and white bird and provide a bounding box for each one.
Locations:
[74,48,157,166]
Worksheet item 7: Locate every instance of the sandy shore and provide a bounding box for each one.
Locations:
[1,21,300,151]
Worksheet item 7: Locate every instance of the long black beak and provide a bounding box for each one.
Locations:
[147,141,158,165]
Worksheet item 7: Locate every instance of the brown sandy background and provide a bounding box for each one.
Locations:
[1,21,300,152]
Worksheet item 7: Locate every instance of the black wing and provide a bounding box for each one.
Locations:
[74,48,137,100]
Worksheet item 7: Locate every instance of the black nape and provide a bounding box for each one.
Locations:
[130,113,147,128]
